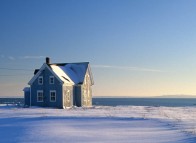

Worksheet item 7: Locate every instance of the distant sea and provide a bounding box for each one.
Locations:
[1,97,196,107]
[0,98,24,105]
[92,98,196,107]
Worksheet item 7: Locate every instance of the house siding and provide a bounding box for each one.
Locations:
[63,85,73,107]
[81,85,92,107]
[30,67,63,108]
[74,85,82,107]
[73,71,92,107]
[81,72,92,107]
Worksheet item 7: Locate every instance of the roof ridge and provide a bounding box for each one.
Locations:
[49,62,89,66]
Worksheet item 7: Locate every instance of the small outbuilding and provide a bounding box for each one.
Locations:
[23,57,94,108]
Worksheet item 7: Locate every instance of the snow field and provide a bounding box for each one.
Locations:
[0,105,196,143]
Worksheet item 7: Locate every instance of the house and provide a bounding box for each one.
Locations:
[23,57,94,108]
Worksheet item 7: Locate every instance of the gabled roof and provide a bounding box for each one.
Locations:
[49,62,93,85]
[28,63,64,85]
[28,62,94,86]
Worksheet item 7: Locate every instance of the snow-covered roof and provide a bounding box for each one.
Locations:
[49,62,89,85]
[28,62,93,86]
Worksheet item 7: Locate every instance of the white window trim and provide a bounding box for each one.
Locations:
[38,76,43,85]
[50,90,56,102]
[49,76,54,84]
[37,90,43,102]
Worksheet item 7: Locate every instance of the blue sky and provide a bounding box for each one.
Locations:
[1,0,196,97]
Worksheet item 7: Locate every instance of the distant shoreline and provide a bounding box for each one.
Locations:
[0,96,23,98]
[93,95,196,98]
[1,95,196,99]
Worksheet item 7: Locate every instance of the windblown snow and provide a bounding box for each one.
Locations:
[0,105,195,143]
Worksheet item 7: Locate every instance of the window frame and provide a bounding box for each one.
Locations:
[38,76,43,85]
[49,76,54,84]
[50,90,56,102]
[37,90,43,102]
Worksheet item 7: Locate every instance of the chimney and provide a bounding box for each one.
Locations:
[46,57,50,64]
[34,69,39,75]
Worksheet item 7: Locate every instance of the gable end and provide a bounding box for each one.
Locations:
[28,63,63,85]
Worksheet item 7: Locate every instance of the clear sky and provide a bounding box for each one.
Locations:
[0,0,196,97]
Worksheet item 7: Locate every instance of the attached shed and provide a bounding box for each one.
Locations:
[23,87,30,106]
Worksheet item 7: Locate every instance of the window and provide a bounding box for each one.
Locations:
[83,89,87,101]
[84,89,86,96]
[38,76,43,85]
[49,76,54,84]
[50,90,56,102]
[84,74,89,85]
[37,91,43,102]
[66,90,70,101]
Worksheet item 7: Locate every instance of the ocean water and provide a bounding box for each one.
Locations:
[0,98,24,105]
[1,97,196,107]
[92,98,196,107]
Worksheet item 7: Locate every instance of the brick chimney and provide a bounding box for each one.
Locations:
[46,57,50,64]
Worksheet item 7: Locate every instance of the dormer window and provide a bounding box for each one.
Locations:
[49,76,54,84]
[38,76,43,85]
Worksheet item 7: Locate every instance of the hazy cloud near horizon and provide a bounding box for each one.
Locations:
[92,65,166,72]
[19,56,46,59]
[0,55,46,60]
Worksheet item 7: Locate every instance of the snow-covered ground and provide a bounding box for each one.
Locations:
[0,105,196,143]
